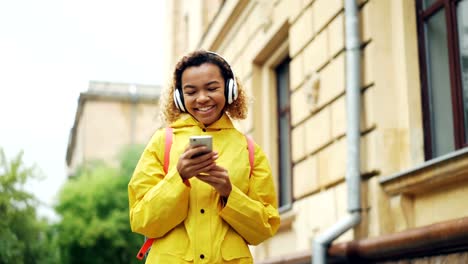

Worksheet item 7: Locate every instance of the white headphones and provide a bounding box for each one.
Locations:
[173,51,238,112]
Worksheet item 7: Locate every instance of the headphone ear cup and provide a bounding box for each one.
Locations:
[232,78,238,102]
[173,89,186,112]
[226,78,238,104]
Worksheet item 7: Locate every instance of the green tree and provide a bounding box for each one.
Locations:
[0,148,60,264]
[55,144,144,264]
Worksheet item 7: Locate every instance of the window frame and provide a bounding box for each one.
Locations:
[275,57,293,212]
[417,0,467,159]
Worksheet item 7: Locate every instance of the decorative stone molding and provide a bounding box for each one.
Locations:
[256,0,274,32]
[380,148,468,196]
[303,72,320,111]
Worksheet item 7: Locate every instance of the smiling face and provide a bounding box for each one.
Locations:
[181,63,226,126]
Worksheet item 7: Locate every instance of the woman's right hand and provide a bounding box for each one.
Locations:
[177,145,218,180]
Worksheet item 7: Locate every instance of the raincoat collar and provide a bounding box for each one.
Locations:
[171,113,234,130]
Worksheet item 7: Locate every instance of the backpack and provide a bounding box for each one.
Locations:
[136,127,255,260]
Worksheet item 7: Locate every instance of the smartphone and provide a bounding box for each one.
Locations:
[189,135,213,157]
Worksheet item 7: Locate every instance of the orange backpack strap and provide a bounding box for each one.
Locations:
[136,238,153,260]
[245,135,254,177]
[163,127,173,174]
[136,127,173,260]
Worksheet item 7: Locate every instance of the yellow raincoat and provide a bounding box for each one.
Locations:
[128,114,280,263]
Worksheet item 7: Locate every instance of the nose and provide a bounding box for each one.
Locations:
[196,91,210,103]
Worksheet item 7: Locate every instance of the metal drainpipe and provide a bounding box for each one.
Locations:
[312,0,362,263]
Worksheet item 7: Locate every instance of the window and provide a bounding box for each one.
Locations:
[275,58,292,210]
[417,0,468,159]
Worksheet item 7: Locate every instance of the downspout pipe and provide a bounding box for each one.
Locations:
[313,0,362,263]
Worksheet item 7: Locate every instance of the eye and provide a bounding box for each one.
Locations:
[183,88,197,96]
[207,87,220,92]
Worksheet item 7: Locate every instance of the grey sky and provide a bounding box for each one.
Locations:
[0,0,166,220]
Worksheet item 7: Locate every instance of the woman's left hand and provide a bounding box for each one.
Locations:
[196,165,232,198]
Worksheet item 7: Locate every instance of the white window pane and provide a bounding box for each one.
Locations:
[423,0,437,9]
[425,9,455,156]
[279,116,291,206]
[275,59,292,209]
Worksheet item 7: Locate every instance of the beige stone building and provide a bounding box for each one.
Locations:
[164,0,468,263]
[66,81,162,176]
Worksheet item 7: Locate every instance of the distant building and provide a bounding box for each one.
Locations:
[66,81,162,176]
[164,0,468,263]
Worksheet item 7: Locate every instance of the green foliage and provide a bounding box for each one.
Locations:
[0,143,146,264]
[55,144,145,264]
[0,148,61,264]
[117,144,145,177]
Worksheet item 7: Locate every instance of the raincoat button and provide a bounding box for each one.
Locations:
[200,209,205,214]
[200,254,205,259]
[202,128,206,132]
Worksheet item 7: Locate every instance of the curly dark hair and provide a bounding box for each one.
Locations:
[161,49,248,124]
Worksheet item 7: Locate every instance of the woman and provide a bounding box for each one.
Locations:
[128,50,280,263]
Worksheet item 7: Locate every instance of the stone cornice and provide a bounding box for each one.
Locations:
[380,148,468,195]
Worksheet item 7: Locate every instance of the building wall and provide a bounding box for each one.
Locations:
[81,101,159,163]
[165,0,468,262]
[67,82,161,175]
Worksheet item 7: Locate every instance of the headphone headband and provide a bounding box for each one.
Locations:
[206,51,234,76]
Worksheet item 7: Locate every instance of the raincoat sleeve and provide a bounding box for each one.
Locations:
[219,143,280,245]
[128,129,190,238]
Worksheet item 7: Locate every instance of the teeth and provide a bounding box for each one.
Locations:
[198,106,212,112]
